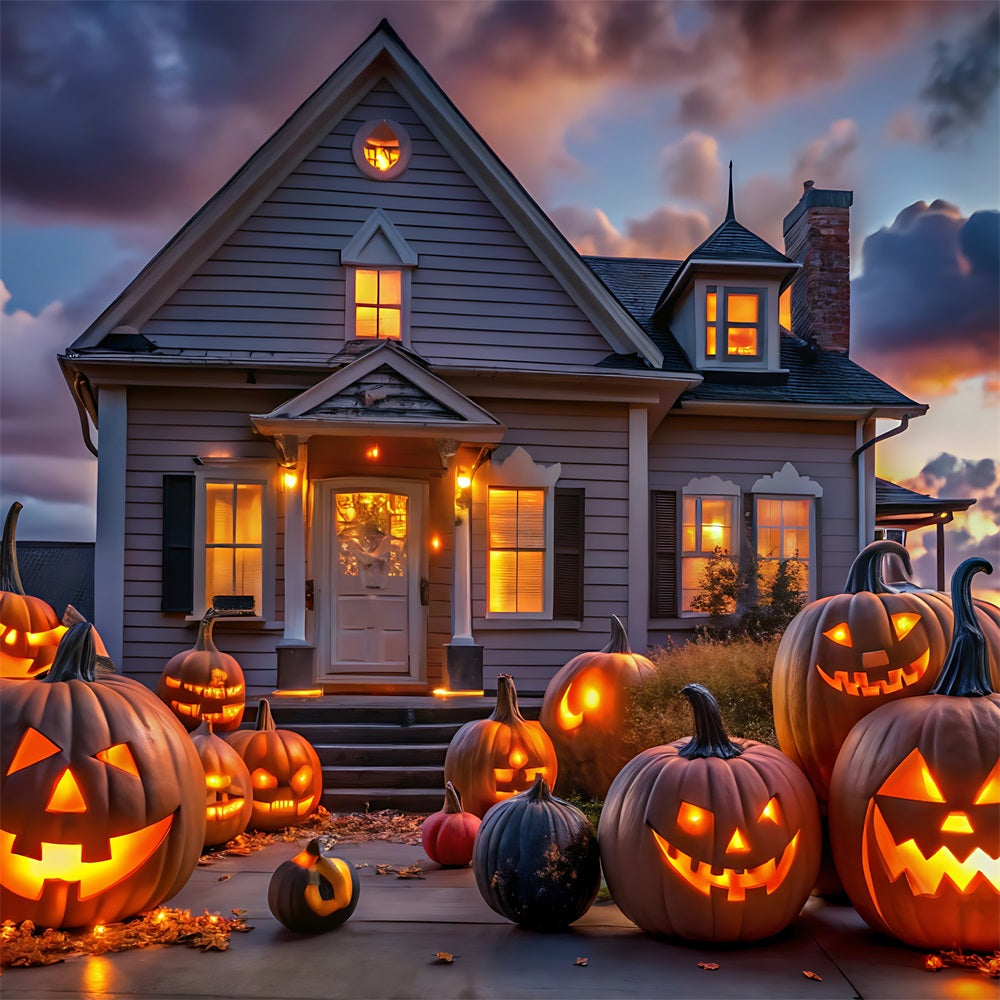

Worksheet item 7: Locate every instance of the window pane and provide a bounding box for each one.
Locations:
[758,526,781,559]
[356,270,378,304]
[236,485,262,544]
[516,490,545,546]
[378,270,401,305]
[681,556,708,612]
[235,548,263,607]
[706,325,717,357]
[206,548,233,601]
[489,490,519,547]
[516,551,544,612]
[356,306,378,338]
[378,306,401,340]
[682,496,697,552]
[784,530,807,559]
[727,292,758,323]
[706,290,717,323]
[205,484,234,545]
[700,499,731,552]
[785,498,811,527]
[489,550,518,612]
[779,286,791,331]
[728,327,757,355]
[757,498,780,526]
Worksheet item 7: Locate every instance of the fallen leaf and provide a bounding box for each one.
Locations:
[434,951,454,963]
[217,873,232,882]
[802,970,823,981]
[698,962,720,971]
[575,957,589,966]
[925,955,945,971]
[937,950,1000,978]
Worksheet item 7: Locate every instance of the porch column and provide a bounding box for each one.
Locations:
[276,439,312,689]
[447,467,483,690]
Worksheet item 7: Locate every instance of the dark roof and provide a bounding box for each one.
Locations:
[583,255,922,409]
[16,542,95,622]
[876,478,976,517]
[689,216,796,266]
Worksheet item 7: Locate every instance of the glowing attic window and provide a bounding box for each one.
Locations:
[352,118,412,179]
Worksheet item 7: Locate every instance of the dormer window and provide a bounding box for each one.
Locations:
[355,269,401,339]
[705,286,763,360]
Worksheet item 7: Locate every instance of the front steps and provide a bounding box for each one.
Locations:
[266,696,542,814]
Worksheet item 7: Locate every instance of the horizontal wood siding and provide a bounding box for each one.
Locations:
[141,81,613,369]
[647,413,859,645]
[469,399,630,694]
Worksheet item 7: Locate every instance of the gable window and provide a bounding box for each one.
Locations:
[704,285,764,360]
[681,494,738,612]
[488,488,545,613]
[352,118,412,179]
[355,269,401,339]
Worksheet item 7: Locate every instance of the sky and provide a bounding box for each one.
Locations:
[1,0,998,600]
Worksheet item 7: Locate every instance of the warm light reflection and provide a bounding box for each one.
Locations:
[432,688,485,698]
[366,444,380,460]
[283,471,299,490]
[430,534,441,552]
[271,688,324,698]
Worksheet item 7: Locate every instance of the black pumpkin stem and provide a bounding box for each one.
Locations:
[491,674,526,723]
[930,558,994,698]
[843,539,912,595]
[678,683,744,760]
[602,614,632,654]
[255,698,277,731]
[525,772,553,802]
[42,621,97,683]
[1,501,26,595]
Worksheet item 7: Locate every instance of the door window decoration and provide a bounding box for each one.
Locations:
[336,492,407,590]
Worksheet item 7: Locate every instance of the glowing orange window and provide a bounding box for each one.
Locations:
[488,488,545,613]
[355,270,401,340]
[726,291,759,356]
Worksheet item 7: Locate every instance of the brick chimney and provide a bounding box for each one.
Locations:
[782,181,854,354]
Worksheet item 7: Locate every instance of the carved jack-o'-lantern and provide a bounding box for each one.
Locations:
[157,609,246,732]
[190,719,253,848]
[830,558,1000,952]
[599,684,821,942]
[444,674,558,818]
[540,614,656,798]
[267,838,360,933]
[0,502,66,679]
[0,622,205,928]
[226,699,322,831]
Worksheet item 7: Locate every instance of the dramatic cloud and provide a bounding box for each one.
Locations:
[660,132,721,203]
[852,201,1000,391]
[550,204,711,260]
[920,7,1000,145]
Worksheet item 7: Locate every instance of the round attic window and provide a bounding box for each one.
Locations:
[352,118,411,179]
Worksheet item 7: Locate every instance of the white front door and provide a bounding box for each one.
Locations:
[315,479,425,684]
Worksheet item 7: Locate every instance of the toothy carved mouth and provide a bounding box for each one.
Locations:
[866,804,1000,896]
[255,793,317,817]
[169,700,242,723]
[0,815,172,901]
[816,649,930,696]
[649,824,801,902]
[207,799,246,822]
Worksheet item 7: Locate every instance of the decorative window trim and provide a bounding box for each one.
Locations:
[352,118,412,179]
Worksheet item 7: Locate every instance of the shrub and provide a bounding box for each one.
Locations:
[623,634,779,756]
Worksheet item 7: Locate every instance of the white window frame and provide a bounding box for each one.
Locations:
[697,280,775,368]
[192,459,277,623]
[478,447,561,621]
[680,476,740,617]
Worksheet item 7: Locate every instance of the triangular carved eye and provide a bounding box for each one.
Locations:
[879,748,945,802]
[891,613,920,640]
[6,728,61,775]
[974,761,1000,805]
[823,623,852,647]
[676,801,713,836]
[758,796,781,825]
[95,743,139,777]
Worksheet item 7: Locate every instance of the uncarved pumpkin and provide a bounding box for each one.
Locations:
[539,614,656,798]
[599,684,821,942]
[0,501,66,679]
[226,698,322,831]
[829,558,1000,952]
[421,781,481,868]
[190,719,253,848]
[268,838,360,933]
[472,774,600,930]
[0,622,205,929]
[444,674,558,818]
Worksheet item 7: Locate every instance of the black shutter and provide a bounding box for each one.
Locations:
[161,474,195,613]
[553,488,585,621]
[650,490,678,617]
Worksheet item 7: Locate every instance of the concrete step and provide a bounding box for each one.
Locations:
[323,787,443,814]
[322,765,444,790]
[314,743,448,767]
[288,723,465,745]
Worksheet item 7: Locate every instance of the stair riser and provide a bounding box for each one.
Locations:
[322,790,442,814]
[315,745,447,767]
[322,766,444,790]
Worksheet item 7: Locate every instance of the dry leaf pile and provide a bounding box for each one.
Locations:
[1,908,253,969]
[375,862,425,879]
[926,951,1000,978]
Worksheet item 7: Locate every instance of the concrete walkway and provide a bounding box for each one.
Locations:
[2,836,993,1000]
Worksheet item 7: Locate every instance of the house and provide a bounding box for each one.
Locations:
[60,20,927,698]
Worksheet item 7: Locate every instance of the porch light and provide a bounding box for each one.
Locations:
[366,444,380,461]
[456,470,472,510]
[430,534,442,552]
[283,471,299,490]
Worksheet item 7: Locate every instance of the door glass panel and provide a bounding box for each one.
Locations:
[336,492,408,589]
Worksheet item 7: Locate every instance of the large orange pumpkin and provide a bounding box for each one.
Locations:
[0,501,66,679]
[156,609,246,732]
[599,684,821,942]
[443,674,558,818]
[190,719,253,848]
[0,622,205,928]
[829,558,1000,952]
[226,699,322,831]
[539,614,656,798]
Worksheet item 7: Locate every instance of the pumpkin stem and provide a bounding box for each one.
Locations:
[194,609,220,652]
[41,621,96,683]
[525,772,553,802]
[490,674,526,723]
[1,501,26,595]
[930,558,994,698]
[678,683,744,760]
[441,781,465,814]
[843,539,912,595]
[602,614,632,654]
[255,698,277,731]
[193,719,215,738]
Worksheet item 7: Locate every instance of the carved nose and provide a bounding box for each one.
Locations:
[46,768,87,813]
[940,812,973,834]
[863,650,890,669]
[726,828,750,854]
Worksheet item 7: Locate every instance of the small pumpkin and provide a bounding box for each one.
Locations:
[444,674,558,818]
[829,558,1000,952]
[539,614,656,798]
[0,501,66,679]
[472,774,600,930]
[421,781,481,867]
[190,719,253,848]
[0,622,205,928]
[267,838,360,933]
[226,698,322,831]
[157,609,246,732]
[599,684,821,942]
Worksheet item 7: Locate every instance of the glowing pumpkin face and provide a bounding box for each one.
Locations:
[190,720,253,848]
[444,674,558,818]
[540,615,657,799]
[599,685,821,942]
[226,699,322,832]
[0,623,204,929]
[267,838,360,933]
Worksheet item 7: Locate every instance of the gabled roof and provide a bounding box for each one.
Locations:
[67,19,662,369]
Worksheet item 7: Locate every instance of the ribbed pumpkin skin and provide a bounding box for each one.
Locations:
[444,675,558,818]
[0,623,205,928]
[190,721,253,848]
[421,782,481,867]
[267,841,360,934]
[472,776,600,930]
[599,687,821,943]
[539,614,656,799]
